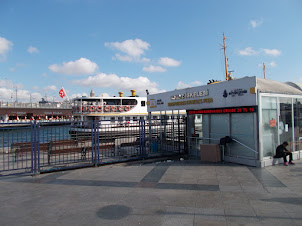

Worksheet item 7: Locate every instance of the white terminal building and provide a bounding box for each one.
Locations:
[147,76,302,167]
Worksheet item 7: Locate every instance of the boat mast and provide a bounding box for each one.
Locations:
[222,33,230,80]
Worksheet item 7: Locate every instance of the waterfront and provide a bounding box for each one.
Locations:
[0,159,302,225]
[0,123,72,148]
[0,119,185,175]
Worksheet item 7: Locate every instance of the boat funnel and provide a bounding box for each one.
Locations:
[119,92,124,97]
[130,90,136,97]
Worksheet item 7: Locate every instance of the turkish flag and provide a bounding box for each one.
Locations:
[59,88,65,98]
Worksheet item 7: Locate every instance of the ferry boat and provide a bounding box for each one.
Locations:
[70,89,148,137]
[0,99,72,126]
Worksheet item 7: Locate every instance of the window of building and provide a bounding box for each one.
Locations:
[261,96,278,157]
[294,98,302,152]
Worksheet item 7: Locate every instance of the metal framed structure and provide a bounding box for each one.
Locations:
[0,118,185,176]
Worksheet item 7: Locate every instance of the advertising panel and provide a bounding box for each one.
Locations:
[147,76,257,111]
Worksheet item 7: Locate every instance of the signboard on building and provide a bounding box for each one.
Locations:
[147,76,257,112]
[187,106,257,115]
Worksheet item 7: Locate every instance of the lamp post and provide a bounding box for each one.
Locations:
[29,93,32,107]
[15,86,18,103]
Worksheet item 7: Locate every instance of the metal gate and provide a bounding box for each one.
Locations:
[0,118,186,176]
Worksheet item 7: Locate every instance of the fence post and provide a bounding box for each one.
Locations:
[91,120,94,165]
[32,121,40,175]
[37,122,40,174]
[142,119,146,158]
[148,112,152,156]
[139,119,142,158]
[91,119,99,166]
[30,121,34,174]
[96,119,100,165]
[178,117,181,155]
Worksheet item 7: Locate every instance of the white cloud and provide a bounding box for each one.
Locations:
[8,63,26,72]
[42,73,47,77]
[43,85,57,92]
[27,46,39,54]
[113,54,151,63]
[101,93,110,97]
[49,58,98,75]
[158,57,181,67]
[250,18,263,28]
[0,37,13,61]
[238,47,258,56]
[105,39,150,57]
[0,87,42,102]
[141,57,151,63]
[263,48,281,57]
[143,65,166,73]
[269,61,277,67]
[258,61,277,68]
[0,79,43,102]
[72,72,164,95]
[0,79,23,89]
[0,79,13,88]
[176,81,202,89]
[69,93,89,99]
[114,54,133,62]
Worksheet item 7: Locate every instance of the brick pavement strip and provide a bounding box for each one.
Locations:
[0,159,302,225]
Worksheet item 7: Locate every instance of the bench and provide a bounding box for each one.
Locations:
[47,139,88,164]
[13,142,50,161]
[84,144,115,157]
[12,139,90,163]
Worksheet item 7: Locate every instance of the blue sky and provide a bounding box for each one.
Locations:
[0,0,301,102]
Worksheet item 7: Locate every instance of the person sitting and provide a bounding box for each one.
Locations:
[275,141,295,166]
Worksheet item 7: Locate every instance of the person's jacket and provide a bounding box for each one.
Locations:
[275,144,287,157]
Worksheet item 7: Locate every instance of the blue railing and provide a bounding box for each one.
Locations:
[0,118,186,176]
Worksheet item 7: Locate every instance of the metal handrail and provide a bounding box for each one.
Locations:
[231,138,258,154]
[187,136,220,141]
[188,136,258,154]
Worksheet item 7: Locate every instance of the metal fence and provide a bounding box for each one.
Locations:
[0,118,186,176]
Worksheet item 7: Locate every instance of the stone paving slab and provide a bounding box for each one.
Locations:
[0,159,302,225]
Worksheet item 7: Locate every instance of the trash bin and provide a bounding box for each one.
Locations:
[151,142,158,152]
[200,144,221,162]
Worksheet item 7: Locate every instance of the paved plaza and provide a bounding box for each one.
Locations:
[0,159,302,225]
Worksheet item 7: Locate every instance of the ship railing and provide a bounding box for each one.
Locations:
[73,104,136,113]
[1,119,73,124]
[0,102,72,109]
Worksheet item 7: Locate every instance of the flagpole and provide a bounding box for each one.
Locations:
[62,87,70,101]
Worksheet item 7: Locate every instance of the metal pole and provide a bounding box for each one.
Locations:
[30,121,34,174]
[143,119,146,158]
[94,119,97,166]
[178,118,181,154]
[96,119,100,164]
[91,120,94,164]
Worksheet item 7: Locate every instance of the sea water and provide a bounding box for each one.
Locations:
[0,124,72,148]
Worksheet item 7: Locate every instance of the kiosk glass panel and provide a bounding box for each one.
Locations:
[279,97,293,151]
[230,113,256,158]
[294,98,302,152]
[209,114,229,144]
[261,97,278,157]
[187,114,210,157]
